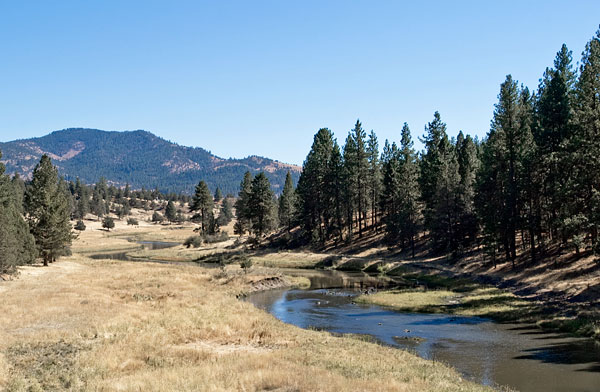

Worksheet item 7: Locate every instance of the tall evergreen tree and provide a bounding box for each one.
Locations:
[367,130,382,229]
[573,28,600,250]
[278,171,296,232]
[344,120,369,236]
[24,155,73,266]
[190,180,213,234]
[397,124,421,257]
[420,112,452,242]
[217,197,234,227]
[535,44,577,242]
[477,76,532,265]
[455,131,480,246]
[326,141,346,242]
[296,128,338,243]
[0,151,37,273]
[165,200,177,223]
[381,139,401,241]
[214,187,223,203]
[430,141,462,253]
[248,173,276,237]
[234,171,253,235]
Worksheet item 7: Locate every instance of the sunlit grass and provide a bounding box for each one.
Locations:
[0,225,490,392]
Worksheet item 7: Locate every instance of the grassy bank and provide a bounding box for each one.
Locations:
[0,223,490,392]
[356,273,600,340]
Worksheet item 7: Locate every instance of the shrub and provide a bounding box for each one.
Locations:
[74,220,86,231]
[127,218,139,226]
[240,255,253,273]
[183,236,203,248]
[202,232,229,244]
[151,212,164,224]
[102,217,115,231]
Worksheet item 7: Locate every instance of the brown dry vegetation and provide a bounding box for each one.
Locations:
[0,223,490,392]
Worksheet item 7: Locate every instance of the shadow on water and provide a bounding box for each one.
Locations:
[514,340,600,367]
[247,269,600,392]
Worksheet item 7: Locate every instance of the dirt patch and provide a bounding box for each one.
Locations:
[246,276,291,293]
[173,341,271,355]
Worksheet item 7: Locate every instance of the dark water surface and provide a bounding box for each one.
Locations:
[248,270,600,392]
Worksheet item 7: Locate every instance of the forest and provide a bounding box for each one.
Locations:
[283,29,600,268]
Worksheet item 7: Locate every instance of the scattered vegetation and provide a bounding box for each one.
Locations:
[74,220,86,231]
[127,217,139,226]
[102,216,115,231]
[0,227,489,391]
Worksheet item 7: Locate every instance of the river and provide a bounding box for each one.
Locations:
[248,269,600,392]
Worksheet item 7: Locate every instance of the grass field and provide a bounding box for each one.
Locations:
[0,221,490,392]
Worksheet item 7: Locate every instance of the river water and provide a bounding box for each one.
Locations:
[248,270,600,392]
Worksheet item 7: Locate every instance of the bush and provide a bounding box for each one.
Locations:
[151,212,164,224]
[202,232,229,244]
[74,220,86,231]
[183,236,203,248]
[102,217,115,231]
[127,218,139,226]
[240,255,253,273]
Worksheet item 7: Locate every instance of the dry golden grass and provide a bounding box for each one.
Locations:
[0,225,490,392]
[356,287,536,322]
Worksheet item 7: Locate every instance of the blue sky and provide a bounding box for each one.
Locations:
[1,1,599,165]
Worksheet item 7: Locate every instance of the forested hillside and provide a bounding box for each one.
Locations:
[0,128,300,194]
[289,29,600,269]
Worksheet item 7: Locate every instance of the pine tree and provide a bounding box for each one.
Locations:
[278,171,296,232]
[397,123,421,257]
[96,177,108,200]
[217,198,234,226]
[102,216,115,231]
[296,128,338,243]
[420,112,452,242]
[190,180,213,234]
[477,76,532,265]
[535,44,577,243]
[248,173,275,237]
[430,142,461,253]
[0,151,37,273]
[345,120,369,236]
[11,172,26,209]
[367,130,382,229]
[234,172,253,235]
[90,189,105,220]
[455,131,480,246]
[381,139,402,241]
[326,141,346,242]
[24,155,73,266]
[165,200,177,223]
[573,28,600,250]
[214,187,223,203]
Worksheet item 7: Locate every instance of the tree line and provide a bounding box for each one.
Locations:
[263,28,600,266]
[0,154,73,272]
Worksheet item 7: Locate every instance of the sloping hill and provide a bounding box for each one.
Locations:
[0,128,300,194]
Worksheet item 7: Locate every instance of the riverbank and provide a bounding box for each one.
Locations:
[0,222,490,392]
[85,217,598,341]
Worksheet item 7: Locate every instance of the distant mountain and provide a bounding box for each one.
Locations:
[0,128,301,195]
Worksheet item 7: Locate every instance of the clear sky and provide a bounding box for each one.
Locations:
[1,1,599,165]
